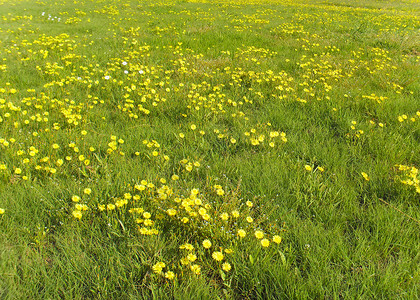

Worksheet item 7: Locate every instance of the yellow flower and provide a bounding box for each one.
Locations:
[361,172,370,181]
[180,243,195,251]
[305,165,312,171]
[273,235,282,244]
[220,212,229,220]
[202,239,212,249]
[165,271,175,280]
[261,238,270,247]
[190,124,196,130]
[83,188,92,195]
[187,253,197,262]
[222,262,231,271]
[0,208,5,214]
[107,204,116,211]
[190,264,201,275]
[152,262,165,274]
[71,195,80,202]
[246,201,253,207]
[14,168,22,174]
[254,230,264,239]
[167,208,177,216]
[72,210,82,220]
[171,174,179,180]
[246,216,253,223]
[238,229,246,238]
[231,210,240,218]
[212,251,224,261]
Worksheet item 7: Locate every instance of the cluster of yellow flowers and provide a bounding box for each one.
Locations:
[395,165,420,194]
[398,111,419,123]
[65,173,285,279]
[0,0,418,289]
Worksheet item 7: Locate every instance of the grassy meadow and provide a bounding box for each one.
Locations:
[0,0,419,298]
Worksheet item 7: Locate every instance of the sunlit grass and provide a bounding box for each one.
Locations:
[0,0,419,298]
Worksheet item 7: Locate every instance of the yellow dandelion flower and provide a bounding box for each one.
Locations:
[261,238,270,247]
[83,188,92,195]
[237,229,246,238]
[231,210,240,218]
[0,208,5,215]
[167,208,177,216]
[190,264,201,275]
[222,262,231,271]
[187,253,197,262]
[273,235,282,244]
[255,230,264,239]
[152,262,165,274]
[165,271,175,280]
[202,239,212,249]
[72,210,82,220]
[212,251,224,261]
[71,195,80,202]
[220,212,229,221]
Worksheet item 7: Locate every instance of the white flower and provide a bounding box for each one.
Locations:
[139,70,144,74]
[104,75,110,80]
[124,70,128,74]
[122,61,127,66]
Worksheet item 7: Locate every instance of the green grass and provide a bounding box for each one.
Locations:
[0,0,419,298]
